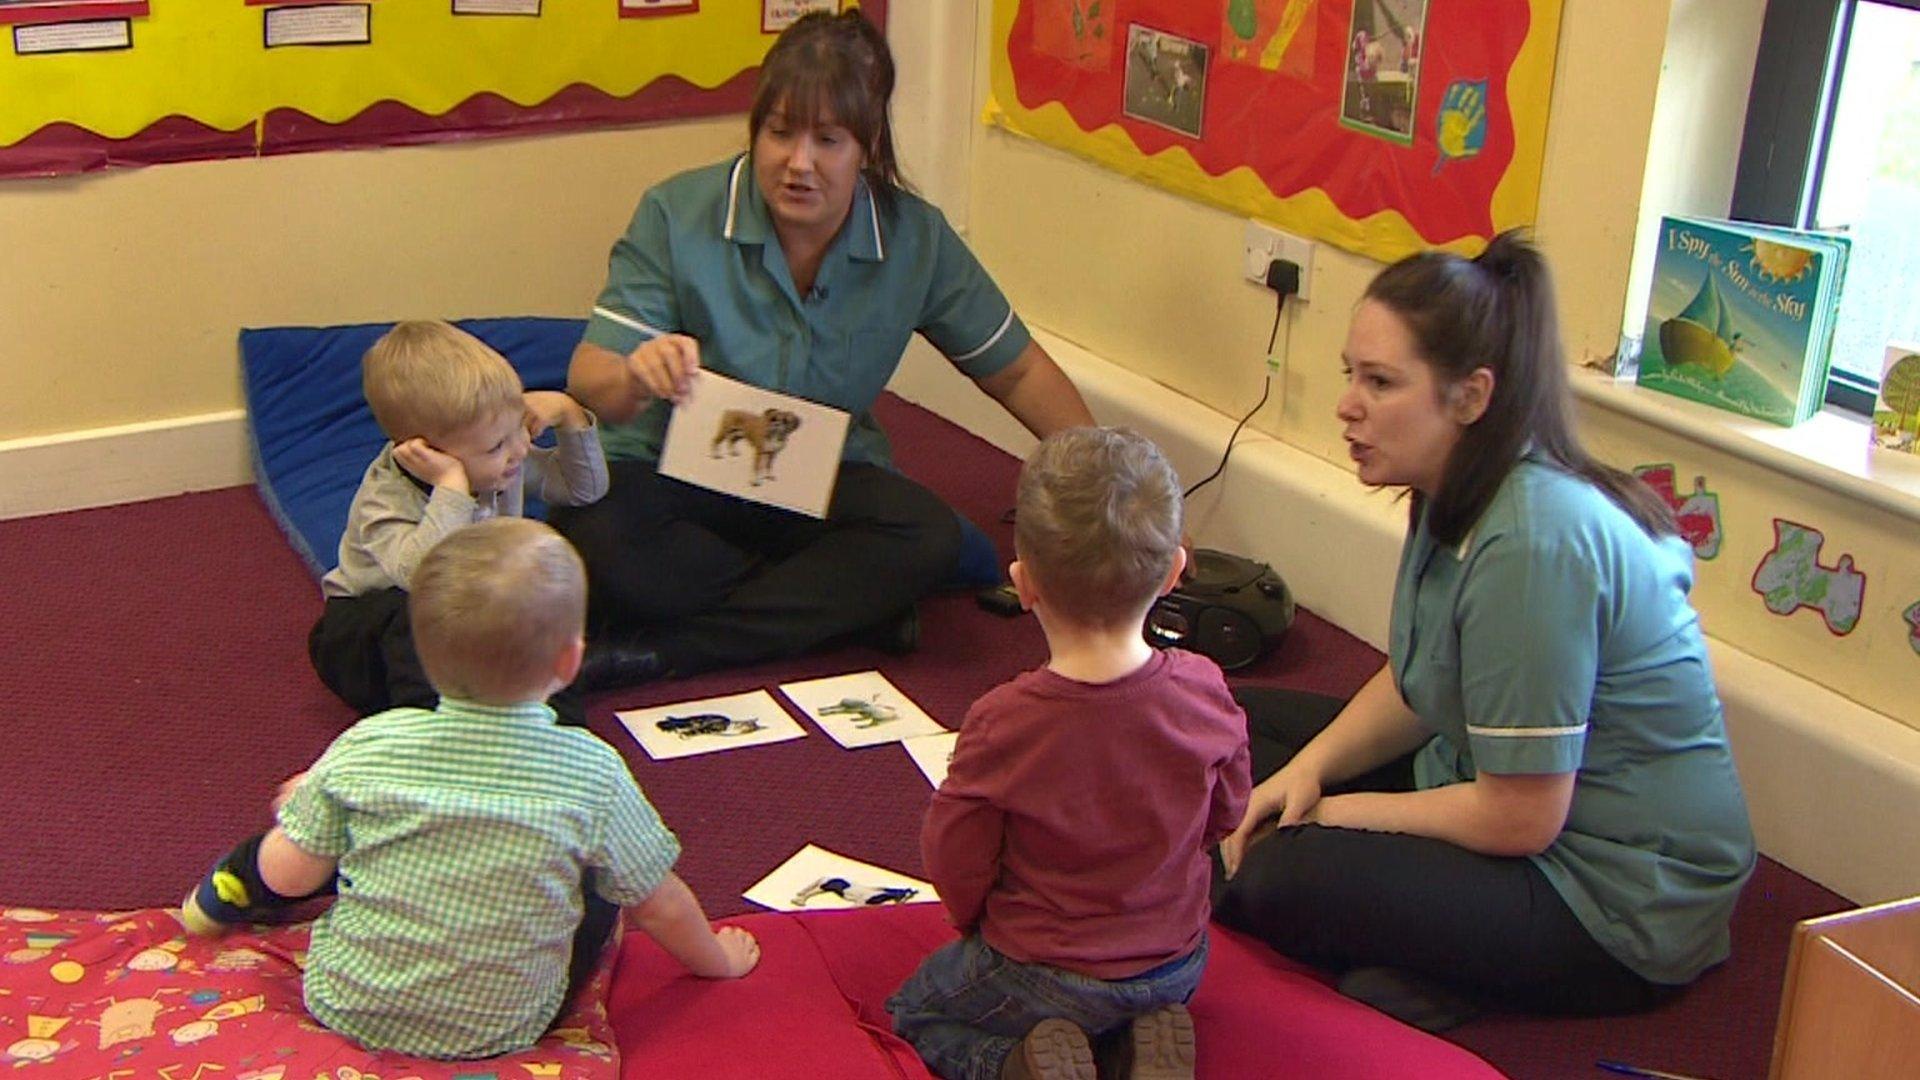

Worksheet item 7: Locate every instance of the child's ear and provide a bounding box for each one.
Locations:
[1158,546,1189,597]
[555,634,586,686]
[1008,561,1038,611]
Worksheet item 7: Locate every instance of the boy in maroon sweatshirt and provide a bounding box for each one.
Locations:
[888,427,1251,1080]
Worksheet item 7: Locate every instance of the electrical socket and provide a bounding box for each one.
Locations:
[1243,221,1314,303]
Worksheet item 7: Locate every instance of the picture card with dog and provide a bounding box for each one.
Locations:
[778,670,948,749]
[902,730,959,788]
[657,369,850,518]
[743,843,939,912]
[615,690,808,761]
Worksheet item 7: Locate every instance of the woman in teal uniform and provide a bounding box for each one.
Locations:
[1213,232,1754,1030]
[559,12,1093,686]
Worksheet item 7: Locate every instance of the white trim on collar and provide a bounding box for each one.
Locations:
[866,181,885,259]
[723,155,748,240]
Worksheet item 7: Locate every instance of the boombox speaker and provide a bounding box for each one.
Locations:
[1145,548,1295,670]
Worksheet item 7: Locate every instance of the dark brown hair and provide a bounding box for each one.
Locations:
[1365,230,1676,544]
[749,10,907,209]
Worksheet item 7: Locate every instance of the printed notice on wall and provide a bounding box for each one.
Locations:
[264,4,369,47]
[621,0,697,17]
[452,0,540,14]
[13,17,128,54]
[761,0,834,33]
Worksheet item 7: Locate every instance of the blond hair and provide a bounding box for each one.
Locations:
[362,320,524,442]
[1015,426,1183,628]
[409,519,585,705]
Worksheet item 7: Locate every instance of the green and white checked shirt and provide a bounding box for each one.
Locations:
[278,698,679,1059]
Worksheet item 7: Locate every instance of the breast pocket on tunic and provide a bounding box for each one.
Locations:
[804,328,912,414]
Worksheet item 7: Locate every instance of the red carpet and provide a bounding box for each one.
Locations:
[0,395,1850,1079]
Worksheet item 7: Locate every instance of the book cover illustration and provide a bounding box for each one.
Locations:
[1872,343,1920,453]
[1638,218,1835,426]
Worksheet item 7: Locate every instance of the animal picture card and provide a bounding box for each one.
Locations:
[615,690,807,761]
[778,670,948,749]
[902,730,959,789]
[657,369,850,518]
[742,843,939,912]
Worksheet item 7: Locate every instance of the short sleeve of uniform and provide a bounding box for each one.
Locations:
[1455,533,1597,774]
[918,213,1032,380]
[582,193,680,356]
[588,772,683,906]
[276,732,360,859]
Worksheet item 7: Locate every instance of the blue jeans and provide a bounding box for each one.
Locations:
[887,933,1209,1080]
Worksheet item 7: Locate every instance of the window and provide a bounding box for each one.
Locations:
[1733,0,1920,414]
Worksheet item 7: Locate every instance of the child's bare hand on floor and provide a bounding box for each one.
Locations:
[711,926,760,978]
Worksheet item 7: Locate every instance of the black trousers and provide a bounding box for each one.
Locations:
[550,459,962,675]
[1211,687,1674,1017]
[308,588,587,727]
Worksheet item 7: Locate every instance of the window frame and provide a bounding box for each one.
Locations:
[1730,0,1920,415]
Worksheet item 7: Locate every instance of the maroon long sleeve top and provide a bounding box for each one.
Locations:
[923,649,1251,979]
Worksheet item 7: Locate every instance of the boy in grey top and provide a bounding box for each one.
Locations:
[308,320,609,725]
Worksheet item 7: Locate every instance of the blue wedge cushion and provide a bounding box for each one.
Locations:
[239,317,581,577]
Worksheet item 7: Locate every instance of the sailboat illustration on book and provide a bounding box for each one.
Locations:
[1658,272,1743,378]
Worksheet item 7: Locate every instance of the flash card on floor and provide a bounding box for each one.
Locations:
[743,843,939,912]
[615,690,806,761]
[778,670,947,749]
[902,731,959,788]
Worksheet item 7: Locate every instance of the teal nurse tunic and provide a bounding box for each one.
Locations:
[1390,454,1756,983]
[582,154,1033,470]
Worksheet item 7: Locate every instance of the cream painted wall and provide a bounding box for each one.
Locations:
[1623,0,1770,339]
[0,15,973,445]
[960,1,1920,728]
[0,122,742,441]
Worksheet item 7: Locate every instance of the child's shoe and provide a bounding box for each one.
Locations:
[1001,1018,1094,1080]
[179,867,255,937]
[1119,1004,1196,1080]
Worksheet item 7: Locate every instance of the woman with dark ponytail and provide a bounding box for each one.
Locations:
[558,11,1093,686]
[1214,232,1755,1031]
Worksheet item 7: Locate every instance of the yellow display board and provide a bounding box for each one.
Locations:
[0,0,880,176]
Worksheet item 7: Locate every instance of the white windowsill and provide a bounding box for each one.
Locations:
[1571,370,1920,524]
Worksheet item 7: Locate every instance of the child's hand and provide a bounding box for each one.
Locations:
[524,390,589,436]
[393,438,468,493]
[270,771,308,815]
[709,925,760,978]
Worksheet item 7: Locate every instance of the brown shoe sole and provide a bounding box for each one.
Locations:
[1005,1018,1095,1080]
[1128,1004,1196,1080]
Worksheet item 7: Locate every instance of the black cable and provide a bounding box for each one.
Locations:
[1184,293,1289,499]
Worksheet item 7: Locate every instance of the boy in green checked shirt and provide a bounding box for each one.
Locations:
[181,519,759,1059]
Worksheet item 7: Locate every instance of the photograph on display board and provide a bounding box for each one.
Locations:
[1340,0,1427,143]
[1122,24,1208,140]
